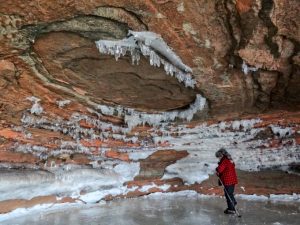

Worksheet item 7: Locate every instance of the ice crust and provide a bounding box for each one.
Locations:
[0,162,140,202]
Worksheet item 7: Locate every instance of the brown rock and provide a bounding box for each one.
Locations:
[0,60,15,78]
[105,150,130,162]
[135,150,188,180]
[236,0,253,13]
[0,195,56,214]
[0,195,76,214]
[272,0,300,42]
[0,151,38,164]
[258,71,278,94]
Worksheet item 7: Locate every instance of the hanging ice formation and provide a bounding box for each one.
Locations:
[95,31,207,129]
[95,31,195,88]
[97,94,206,130]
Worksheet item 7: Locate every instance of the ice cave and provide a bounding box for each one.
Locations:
[0,1,299,224]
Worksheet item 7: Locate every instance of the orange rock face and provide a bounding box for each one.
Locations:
[0,0,299,214]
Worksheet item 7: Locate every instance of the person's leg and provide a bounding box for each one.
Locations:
[224,185,235,211]
[228,185,237,207]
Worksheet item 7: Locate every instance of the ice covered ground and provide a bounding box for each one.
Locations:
[1,191,299,225]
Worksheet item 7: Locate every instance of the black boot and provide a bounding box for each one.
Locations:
[224,209,236,214]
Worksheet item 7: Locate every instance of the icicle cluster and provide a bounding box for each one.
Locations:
[14,140,93,160]
[96,37,140,64]
[95,31,196,88]
[20,111,140,144]
[96,94,206,130]
[218,119,262,131]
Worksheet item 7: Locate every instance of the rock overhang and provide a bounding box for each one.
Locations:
[20,15,201,115]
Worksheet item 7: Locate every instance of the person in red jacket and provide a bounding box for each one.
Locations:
[215,148,238,214]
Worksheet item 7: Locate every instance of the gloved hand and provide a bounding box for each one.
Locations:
[218,179,222,186]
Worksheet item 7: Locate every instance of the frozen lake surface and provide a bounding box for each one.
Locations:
[2,194,300,225]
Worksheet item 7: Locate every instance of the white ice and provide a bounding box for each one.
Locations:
[1,191,299,225]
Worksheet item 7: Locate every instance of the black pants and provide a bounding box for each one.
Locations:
[224,185,237,210]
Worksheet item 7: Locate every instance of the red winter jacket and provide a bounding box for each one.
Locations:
[216,156,238,186]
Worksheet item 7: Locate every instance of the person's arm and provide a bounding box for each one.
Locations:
[216,159,227,175]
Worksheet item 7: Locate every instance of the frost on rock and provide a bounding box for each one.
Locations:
[26,96,43,115]
[242,61,258,75]
[95,30,196,88]
[56,100,71,108]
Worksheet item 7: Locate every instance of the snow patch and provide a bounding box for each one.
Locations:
[113,162,140,182]
[269,193,300,202]
[145,190,217,199]
[128,150,155,160]
[56,100,71,108]
[237,194,269,201]
[138,183,170,192]
[26,96,43,115]
[270,125,294,138]
[162,152,216,185]
[237,194,300,202]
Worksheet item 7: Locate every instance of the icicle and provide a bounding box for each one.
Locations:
[95,94,206,130]
[95,31,197,88]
